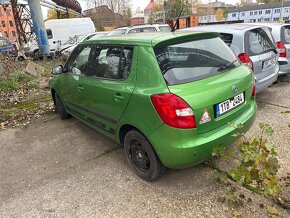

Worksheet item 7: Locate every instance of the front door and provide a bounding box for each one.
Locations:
[61,44,94,119]
[81,45,136,138]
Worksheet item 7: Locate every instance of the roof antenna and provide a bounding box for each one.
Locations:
[171,10,183,32]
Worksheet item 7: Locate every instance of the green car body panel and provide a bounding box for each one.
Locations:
[49,32,257,169]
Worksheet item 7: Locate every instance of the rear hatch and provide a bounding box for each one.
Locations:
[245,27,279,82]
[154,36,254,133]
[281,25,290,59]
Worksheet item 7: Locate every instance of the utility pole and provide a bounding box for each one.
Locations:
[27,0,49,56]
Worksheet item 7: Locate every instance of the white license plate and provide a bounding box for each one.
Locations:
[216,93,245,116]
[263,58,276,70]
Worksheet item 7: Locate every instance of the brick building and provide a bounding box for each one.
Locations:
[0,5,17,42]
[83,5,127,31]
[131,13,145,26]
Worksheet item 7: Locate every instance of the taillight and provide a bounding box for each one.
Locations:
[238,53,254,71]
[276,41,286,57]
[252,84,257,97]
[150,93,196,129]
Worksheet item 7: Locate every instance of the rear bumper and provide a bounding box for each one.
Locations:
[279,60,290,75]
[148,100,257,169]
[256,66,279,93]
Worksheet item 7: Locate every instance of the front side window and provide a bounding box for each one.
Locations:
[246,28,276,56]
[46,29,53,39]
[154,37,240,85]
[90,46,133,80]
[66,45,93,75]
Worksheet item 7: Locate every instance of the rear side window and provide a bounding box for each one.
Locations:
[245,28,276,56]
[281,25,290,44]
[129,27,156,33]
[0,37,9,47]
[159,26,171,32]
[154,37,240,85]
[219,33,233,46]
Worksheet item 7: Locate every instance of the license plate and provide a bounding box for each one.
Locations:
[215,93,245,116]
[263,58,276,70]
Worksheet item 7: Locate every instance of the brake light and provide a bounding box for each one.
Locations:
[252,84,257,97]
[150,93,196,129]
[276,41,286,57]
[238,53,253,71]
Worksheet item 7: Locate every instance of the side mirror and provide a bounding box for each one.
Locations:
[52,65,64,75]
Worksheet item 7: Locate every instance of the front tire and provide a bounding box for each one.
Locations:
[124,130,166,181]
[55,93,70,120]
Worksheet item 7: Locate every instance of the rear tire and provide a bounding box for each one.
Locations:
[55,93,70,120]
[124,130,166,181]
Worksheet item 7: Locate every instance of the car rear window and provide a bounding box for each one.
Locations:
[219,33,233,46]
[281,25,290,44]
[107,29,126,36]
[154,37,240,86]
[245,27,276,56]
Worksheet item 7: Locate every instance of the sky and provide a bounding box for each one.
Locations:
[42,0,242,19]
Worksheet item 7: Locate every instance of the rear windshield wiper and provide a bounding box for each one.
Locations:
[217,60,238,72]
[263,48,278,54]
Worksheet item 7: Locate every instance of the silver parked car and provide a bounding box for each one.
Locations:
[180,24,279,93]
[248,23,290,75]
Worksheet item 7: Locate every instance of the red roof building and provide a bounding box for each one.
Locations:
[144,0,155,15]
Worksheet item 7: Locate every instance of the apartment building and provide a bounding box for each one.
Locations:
[199,2,290,24]
[0,5,17,42]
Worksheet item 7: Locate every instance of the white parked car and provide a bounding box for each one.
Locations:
[25,18,95,59]
[107,24,171,36]
[60,32,108,60]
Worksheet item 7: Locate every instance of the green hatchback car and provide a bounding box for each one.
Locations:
[50,32,257,181]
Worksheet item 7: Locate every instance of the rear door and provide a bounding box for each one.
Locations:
[81,45,136,137]
[245,27,279,83]
[154,37,254,133]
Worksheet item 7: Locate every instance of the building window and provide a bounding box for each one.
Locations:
[6,10,11,16]
[258,18,262,22]
[274,9,281,14]
[9,21,13,27]
[1,21,5,27]
[265,18,270,22]
[273,17,279,21]
[4,31,8,38]
[283,17,289,21]
[12,31,16,37]
[254,11,257,15]
[241,12,245,16]
[250,12,253,16]
[232,13,236,17]
[259,11,262,15]
[285,8,290,13]
[265,10,271,14]
[0,11,2,17]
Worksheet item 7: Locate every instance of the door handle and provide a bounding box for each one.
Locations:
[114,93,125,102]
[78,86,84,91]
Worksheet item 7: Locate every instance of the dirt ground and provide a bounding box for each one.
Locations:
[0,76,289,217]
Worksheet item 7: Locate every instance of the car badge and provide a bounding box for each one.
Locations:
[232,85,238,93]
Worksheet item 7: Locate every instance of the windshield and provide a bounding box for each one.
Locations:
[107,29,127,36]
[90,33,108,40]
[154,37,240,86]
[245,27,276,56]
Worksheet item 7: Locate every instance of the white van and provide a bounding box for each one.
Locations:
[25,18,95,58]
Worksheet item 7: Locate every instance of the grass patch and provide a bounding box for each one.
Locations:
[0,80,21,91]
[7,100,39,110]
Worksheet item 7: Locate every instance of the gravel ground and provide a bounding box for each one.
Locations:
[0,76,289,217]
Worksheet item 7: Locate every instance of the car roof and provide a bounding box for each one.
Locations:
[183,23,266,34]
[85,32,218,47]
[245,22,290,28]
